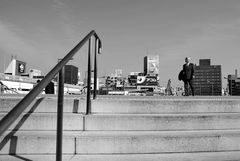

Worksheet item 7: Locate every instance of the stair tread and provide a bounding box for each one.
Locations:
[1,151,240,161]
[2,129,240,137]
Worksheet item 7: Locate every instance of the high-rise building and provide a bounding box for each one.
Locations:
[193,59,222,96]
[64,65,78,85]
[227,69,240,96]
[144,55,159,76]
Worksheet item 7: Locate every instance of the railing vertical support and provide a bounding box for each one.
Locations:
[56,67,64,161]
[86,38,92,114]
[93,38,98,99]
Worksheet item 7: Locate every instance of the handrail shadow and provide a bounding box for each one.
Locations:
[0,97,44,160]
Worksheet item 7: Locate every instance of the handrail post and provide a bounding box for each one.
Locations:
[93,38,98,99]
[86,38,92,114]
[56,67,64,161]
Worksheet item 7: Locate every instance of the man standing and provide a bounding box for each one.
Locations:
[183,57,194,96]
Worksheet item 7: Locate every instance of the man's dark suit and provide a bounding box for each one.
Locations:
[183,63,194,96]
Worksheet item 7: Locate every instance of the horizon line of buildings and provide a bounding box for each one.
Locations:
[106,56,240,96]
[1,55,240,96]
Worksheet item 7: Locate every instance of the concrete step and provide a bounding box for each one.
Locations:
[2,112,240,131]
[0,95,86,113]
[91,97,240,114]
[76,130,240,154]
[85,113,240,131]
[1,95,240,114]
[68,151,240,161]
[0,131,77,155]
[0,113,84,131]
[1,151,240,161]
[1,130,240,155]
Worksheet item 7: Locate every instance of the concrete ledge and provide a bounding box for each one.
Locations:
[91,98,240,114]
[85,113,240,130]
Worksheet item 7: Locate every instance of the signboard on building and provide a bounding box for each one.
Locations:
[144,55,159,76]
[4,58,26,76]
[29,69,41,78]
[137,76,158,86]
[16,60,26,75]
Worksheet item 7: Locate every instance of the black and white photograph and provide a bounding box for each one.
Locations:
[0,0,240,160]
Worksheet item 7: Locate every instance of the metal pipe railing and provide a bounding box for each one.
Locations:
[0,30,102,161]
[86,38,92,115]
[93,37,98,99]
[56,67,64,161]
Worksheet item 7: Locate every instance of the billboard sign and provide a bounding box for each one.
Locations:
[137,76,158,86]
[147,55,159,75]
[16,60,26,75]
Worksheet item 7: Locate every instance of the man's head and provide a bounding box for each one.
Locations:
[185,57,190,64]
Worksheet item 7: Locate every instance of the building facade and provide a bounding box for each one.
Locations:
[193,59,222,96]
[228,70,240,96]
[64,65,78,85]
[144,55,159,76]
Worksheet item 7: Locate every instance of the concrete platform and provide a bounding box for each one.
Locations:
[92,97,240,114]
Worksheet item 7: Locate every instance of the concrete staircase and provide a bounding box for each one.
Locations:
[1,95,240,160]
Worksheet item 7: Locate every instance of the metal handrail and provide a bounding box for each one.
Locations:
[0,30,102,160]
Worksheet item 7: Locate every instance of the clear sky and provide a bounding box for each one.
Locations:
[0,0,240,87]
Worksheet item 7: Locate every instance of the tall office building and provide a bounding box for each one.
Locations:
[193,59,222,96]
[64,65,78,85]
[144,55,159,76]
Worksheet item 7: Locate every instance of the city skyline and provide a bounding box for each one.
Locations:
[1,0,240,88]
